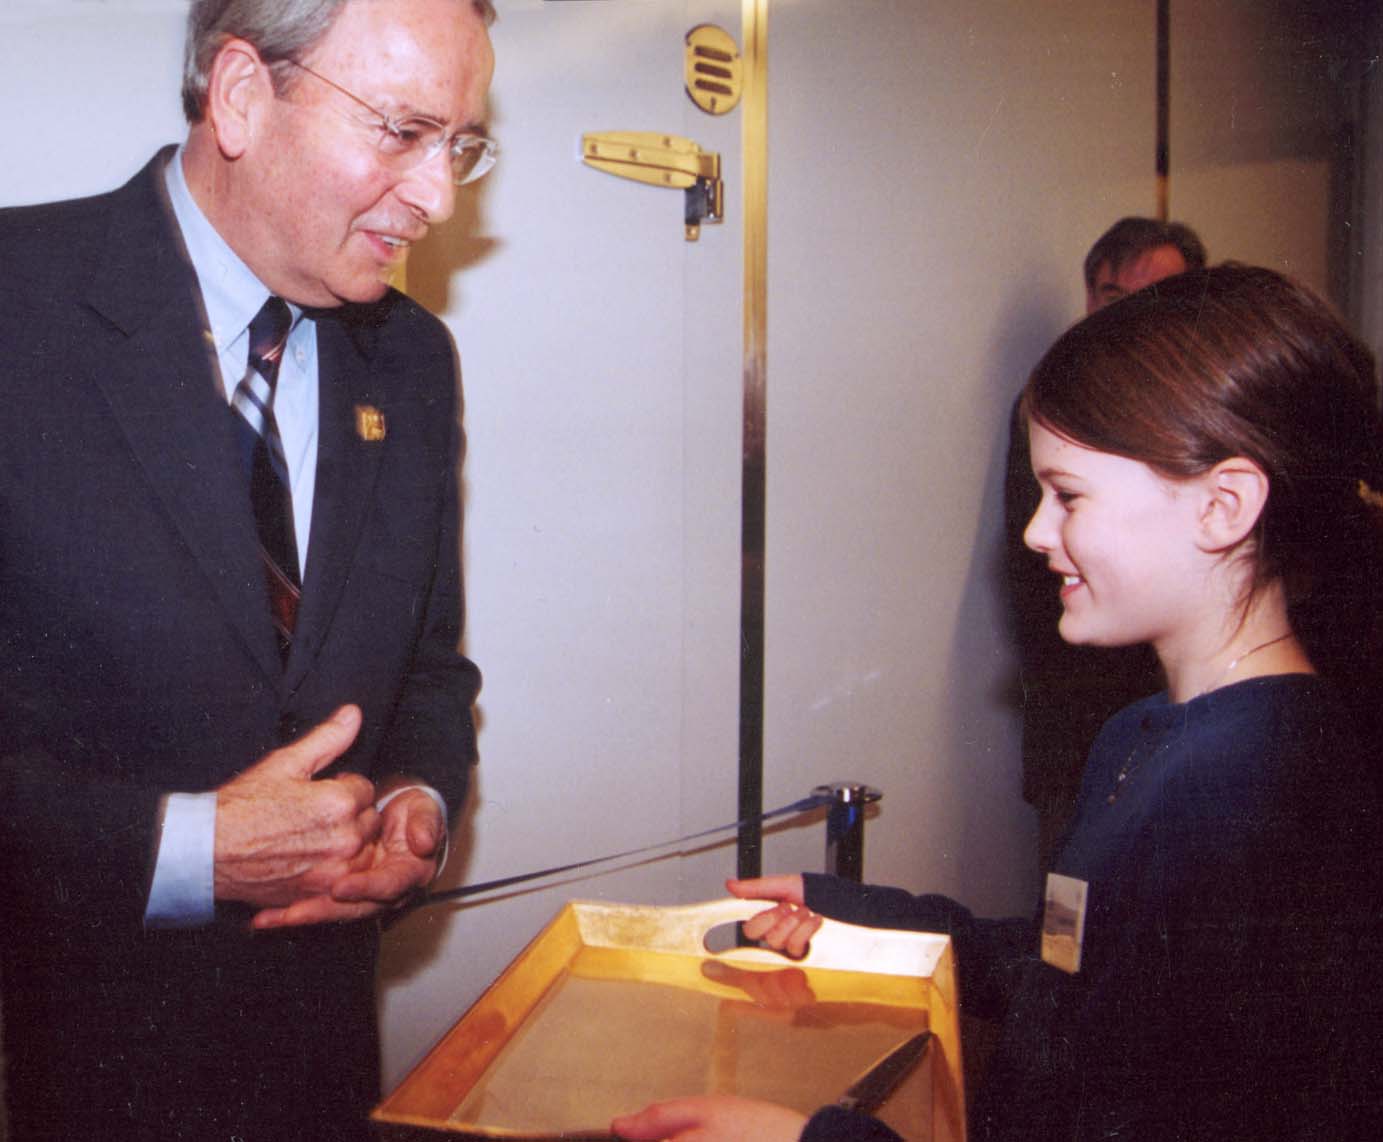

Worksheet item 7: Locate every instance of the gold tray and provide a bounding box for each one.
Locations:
[374,898,965,1141]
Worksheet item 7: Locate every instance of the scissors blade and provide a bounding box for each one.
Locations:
[835,1030,933,1115]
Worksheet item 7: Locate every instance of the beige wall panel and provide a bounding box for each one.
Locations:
[1171,0,1357,298]
[1172,158,1332,285]
[757,1,1158,917]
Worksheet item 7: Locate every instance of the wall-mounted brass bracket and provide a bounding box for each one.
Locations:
[581,130,723,242]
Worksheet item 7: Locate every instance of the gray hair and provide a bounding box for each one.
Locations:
[181,0,497,123]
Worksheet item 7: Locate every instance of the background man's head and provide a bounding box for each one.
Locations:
[1083,216,1206,313]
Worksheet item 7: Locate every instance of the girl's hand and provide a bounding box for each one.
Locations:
[727,875,822,960]
[612,1094,808,1142]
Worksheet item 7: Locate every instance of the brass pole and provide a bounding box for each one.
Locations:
[737,0,769,878]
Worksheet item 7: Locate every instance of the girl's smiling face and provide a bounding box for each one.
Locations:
[1023,421,1211,655]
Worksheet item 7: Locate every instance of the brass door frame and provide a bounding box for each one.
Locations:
[737,0,769,877]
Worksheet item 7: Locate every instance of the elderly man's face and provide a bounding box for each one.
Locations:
[1085,244,1188,314]
[235,0,494,307]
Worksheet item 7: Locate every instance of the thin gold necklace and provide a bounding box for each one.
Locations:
[1106,631,1293,805]
[1194,631,1293,700]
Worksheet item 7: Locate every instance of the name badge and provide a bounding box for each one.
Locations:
[1041,872,1088,975]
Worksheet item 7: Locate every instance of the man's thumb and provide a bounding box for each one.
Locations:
[274,704,362,778]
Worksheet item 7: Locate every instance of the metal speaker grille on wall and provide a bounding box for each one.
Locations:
[685,24,742,115]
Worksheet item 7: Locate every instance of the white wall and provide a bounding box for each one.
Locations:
[757,0,1159,918]
[377,0,756,1085]
[0,1,187,205]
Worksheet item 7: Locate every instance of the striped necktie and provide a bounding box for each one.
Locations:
[232,296,300,654]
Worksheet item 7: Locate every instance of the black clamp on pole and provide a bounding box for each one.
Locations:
[813,782,882,882]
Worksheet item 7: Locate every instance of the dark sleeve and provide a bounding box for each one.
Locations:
[372,394,482,815]
[0,742,165,924]
[1159,725,1383,1139]
[370,298,484,812]
[801,1106,903,1142]
[802,873,1038,1020]
[0,194,198,925]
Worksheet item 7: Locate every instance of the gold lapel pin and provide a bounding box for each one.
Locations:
[355,404,387,442]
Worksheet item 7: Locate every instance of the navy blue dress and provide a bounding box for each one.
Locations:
[801,675,1383,1141]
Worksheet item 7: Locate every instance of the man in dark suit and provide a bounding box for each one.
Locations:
[0,1,495,1137]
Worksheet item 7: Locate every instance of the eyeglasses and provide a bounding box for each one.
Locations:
[282,59,498,186]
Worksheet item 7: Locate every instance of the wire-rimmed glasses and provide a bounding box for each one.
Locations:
[283,58,497,186]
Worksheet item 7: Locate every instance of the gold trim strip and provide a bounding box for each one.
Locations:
[1156,0,1170,219]
[737,0,769,878]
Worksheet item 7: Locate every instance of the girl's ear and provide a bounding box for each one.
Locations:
[1196,457,1269,552]
[204,38,272,159]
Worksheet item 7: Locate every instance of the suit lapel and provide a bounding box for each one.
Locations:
[83,151,282,685]
[284,312,387,691]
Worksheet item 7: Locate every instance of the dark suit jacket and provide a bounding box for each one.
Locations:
[0,150,481,1140]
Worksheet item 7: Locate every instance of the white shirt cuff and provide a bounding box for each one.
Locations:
[144,792,216,928]
[376,784,450,882]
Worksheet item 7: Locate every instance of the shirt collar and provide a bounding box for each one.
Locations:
[163,146,300,353]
